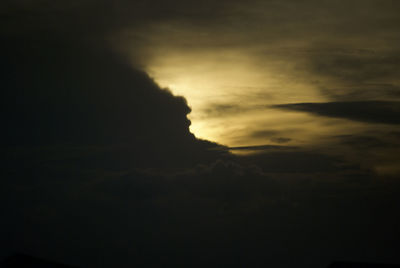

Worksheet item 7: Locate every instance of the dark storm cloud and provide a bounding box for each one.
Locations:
[0,34,229,170]
[2,1,400,268]
[0,31,234,266]
[0,36,185,145]
[274,101,400,125]
[4,141,399,267]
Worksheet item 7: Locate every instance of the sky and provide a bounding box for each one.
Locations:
[1,1,400,267]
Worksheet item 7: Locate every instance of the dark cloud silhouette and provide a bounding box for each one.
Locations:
[3,144,400,267]
[1,36,185,144]
[2,1,400,268]
[0,35,227,169]
[1,32,399,267]
[273,101,400,125]
[0,32,233,267]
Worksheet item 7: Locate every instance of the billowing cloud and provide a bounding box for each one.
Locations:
[0,34,228,168]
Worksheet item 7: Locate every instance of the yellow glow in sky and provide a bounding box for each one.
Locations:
[145,48,331,147]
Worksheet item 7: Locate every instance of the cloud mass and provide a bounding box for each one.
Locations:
[1,1,400,268]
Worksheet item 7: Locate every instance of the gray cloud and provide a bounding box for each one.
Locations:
[201,104,247,118]
[304,49,400,101]
[249,130,281,138]
[335,135,393,150]
[317,84,400,102]
[246,130,292,144]
[273,101,400,125]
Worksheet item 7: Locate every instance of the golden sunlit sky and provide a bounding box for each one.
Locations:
[111,1,400,169]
